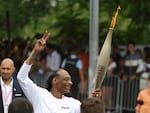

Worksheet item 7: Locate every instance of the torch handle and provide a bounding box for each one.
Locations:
[95,65,107,88]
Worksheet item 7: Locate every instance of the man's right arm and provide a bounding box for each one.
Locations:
[17,31,50,105]
[17,62,37,100]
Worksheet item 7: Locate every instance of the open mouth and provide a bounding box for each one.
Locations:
[65,86,71,90]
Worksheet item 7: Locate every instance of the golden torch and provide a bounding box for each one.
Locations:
[95,6,121,89]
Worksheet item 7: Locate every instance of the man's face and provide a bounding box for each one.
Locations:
[0,59,15,81]
[55,70,73,94]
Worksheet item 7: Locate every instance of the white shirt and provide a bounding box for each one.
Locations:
[46,50,61,71]
[17,62,81,113]
[0,78,13,113]
[107,62,117,71]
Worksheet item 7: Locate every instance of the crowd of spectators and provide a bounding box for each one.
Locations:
[0,37,89,99]
[102,42,150,113]
[0,38,150,87]
[0,37,150,113]
[109,42,150,80]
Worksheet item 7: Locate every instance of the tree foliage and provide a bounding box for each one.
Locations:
[0,0,149,44]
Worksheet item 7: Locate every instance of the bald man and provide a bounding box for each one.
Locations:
[0,58,25,113]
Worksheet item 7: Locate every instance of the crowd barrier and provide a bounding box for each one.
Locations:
[102,74,148,113]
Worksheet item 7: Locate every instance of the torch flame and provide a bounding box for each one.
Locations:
[110,5,121,29]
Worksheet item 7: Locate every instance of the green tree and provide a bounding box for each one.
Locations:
[0,0,150,44]
[99,0,150,45]
[0,0,51,39]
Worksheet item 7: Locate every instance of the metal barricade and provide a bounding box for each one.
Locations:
[102,75,148,113]
[102,74,120,113]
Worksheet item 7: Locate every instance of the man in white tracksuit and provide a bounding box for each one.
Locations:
[17,31,102,113]
[17,31,81,113]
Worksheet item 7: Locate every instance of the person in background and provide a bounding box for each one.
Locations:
[0,58,26,113]
[115,57,126,80]
[123,42,143,112]
[107,55,117,75]
[78,47,89,75]
[78,47,89,99]
[139,46,150,90]
[135,75,150,113]
[111,46,122,66]
[102,55,117,113]
[46,44,61,71]
[8,97,33,113]
[81,97,105,113]
[0,46,7,62]
[8,40,23,70]
[124,41,143,80]
[33,53,50,88]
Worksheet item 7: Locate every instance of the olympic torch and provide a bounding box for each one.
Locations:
[95,6,121,89]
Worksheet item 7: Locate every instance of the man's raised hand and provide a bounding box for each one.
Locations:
[25,31,50,65]
[34,31,50,52]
